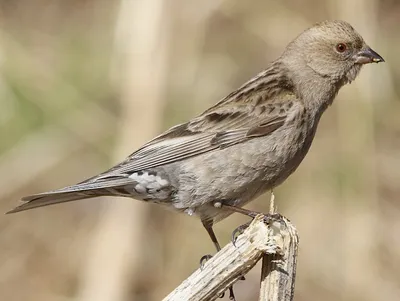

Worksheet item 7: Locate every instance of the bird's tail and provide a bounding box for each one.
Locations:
[6,177,136,214]
[6,191,98,214]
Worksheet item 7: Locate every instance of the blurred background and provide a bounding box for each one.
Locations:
[0,0,399,300]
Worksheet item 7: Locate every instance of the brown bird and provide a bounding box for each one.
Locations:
[7,20,384,298]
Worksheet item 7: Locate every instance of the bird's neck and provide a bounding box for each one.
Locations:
[286,62,343,118]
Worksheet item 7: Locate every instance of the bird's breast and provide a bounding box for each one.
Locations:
[264,108,320,187]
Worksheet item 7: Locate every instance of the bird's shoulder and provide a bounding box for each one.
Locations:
[161,64,300,136]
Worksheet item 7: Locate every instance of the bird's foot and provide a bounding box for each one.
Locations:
[231,221,252,246]
[217,286,237,300]
[199,254,226,298]
[231,211,283,246]
[199,253,244,300]
[228,286,236,300]
[199,254,213,270]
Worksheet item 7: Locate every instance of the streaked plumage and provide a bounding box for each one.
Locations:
[8,20,384,233]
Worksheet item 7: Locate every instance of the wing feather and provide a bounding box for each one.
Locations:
[89,69,297,179]
[97,112,290,177]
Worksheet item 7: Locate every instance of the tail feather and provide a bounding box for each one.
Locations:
[6,192,96,214]
[6,177,136,214]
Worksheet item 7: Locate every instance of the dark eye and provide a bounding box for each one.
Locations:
[336,43,347,53]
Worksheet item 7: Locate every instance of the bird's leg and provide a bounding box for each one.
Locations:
[213,201,282,246]
[201,221,237,301]
[216,203,282,221]
[203,221,222,252]
[199,220,221,269]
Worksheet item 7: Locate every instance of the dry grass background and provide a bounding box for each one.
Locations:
[0,0,399,300]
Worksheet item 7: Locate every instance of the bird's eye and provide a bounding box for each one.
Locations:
[336,43,347,53]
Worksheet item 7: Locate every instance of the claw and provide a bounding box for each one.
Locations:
[231,221,251,247]
[263,213,284,225]
[199,254,213,270]
[200,255,241,300]
[228,286,236,301]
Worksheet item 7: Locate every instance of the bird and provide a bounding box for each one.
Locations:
[7,19,384,281]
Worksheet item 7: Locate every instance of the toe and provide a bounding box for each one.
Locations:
[199,254,213,269]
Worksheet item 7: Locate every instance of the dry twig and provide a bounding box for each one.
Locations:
[164,214,298,301]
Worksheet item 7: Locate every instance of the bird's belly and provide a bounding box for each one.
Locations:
[173,123,317,215]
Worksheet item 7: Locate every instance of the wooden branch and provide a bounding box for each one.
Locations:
[163,215,298,301]
[259,216,299,301]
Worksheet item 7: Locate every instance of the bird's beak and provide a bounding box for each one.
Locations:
[355,47,385,64]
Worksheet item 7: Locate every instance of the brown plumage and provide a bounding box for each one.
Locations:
[8,19,384,248]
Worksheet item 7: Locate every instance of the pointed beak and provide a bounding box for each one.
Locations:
[355,47,385,64]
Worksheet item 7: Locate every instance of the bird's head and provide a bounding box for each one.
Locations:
[283,20,384,85]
